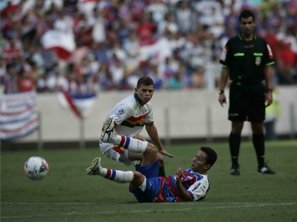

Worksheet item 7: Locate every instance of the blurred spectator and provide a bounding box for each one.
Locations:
[194,0,224,38]
[191,66,205,89]
[98,63,116,91]
[2,39,24,65]
[158,12,178,35]
[277,41,297,84]
[1,63,17,94]
[17,70,35,92]
[123,30,141,69]
[1,0,296,95]
[46,68,69,92]
[166,72,183,89]
[136,12,157,46]
[91,7,106,44]
[147,0,168,24]
[276,27,297,84]
[174,0,197,35]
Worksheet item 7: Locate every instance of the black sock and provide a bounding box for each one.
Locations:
[252,134,265,168]
[158,165,166,177]
[229,133,241,166]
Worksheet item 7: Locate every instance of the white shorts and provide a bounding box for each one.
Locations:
[99,141,132,165]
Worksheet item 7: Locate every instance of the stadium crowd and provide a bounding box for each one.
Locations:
[1,0,296,95]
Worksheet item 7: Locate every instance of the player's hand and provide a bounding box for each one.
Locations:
[265,91,273,107]
[218,93,227,107]
[160,149,174,158]
[176,168,183,182]
[176,168,186,182]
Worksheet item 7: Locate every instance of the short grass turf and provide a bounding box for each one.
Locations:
[1,140,297,222]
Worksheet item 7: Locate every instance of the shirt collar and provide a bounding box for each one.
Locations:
[238,33,257,41]
[134,93,145,106]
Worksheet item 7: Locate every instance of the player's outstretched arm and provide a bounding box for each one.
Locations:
[160,149,174,158]
[145,123,174,158]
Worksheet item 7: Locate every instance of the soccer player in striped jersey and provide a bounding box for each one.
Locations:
[86,146,217,202]
[98,76,173,176]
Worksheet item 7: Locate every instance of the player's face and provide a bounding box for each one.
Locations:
[191,150,208,173]
[239,17,255,36]
[135,84,154,104]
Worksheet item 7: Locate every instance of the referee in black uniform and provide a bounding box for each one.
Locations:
[218,10,275,175]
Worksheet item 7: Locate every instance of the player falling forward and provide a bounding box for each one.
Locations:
[98,76,173,176]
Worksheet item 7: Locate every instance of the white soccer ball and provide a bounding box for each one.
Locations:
[24,156,49,180]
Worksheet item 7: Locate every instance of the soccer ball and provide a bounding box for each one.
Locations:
[24,156,49,180]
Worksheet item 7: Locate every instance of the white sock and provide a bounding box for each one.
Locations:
[113,135,148,153]
[99,167,134,183]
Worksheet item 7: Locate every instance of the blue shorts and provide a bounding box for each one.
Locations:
[135,160,159,179]
[130,161,161,203]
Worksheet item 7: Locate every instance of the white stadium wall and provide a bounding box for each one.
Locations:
[15,86,297,144]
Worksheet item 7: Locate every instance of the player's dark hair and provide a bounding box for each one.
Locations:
[200,146,217,167]
[137,76,154,88]
[239,10,255,21]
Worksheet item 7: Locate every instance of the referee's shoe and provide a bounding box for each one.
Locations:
[230,164,240,176]
[258,164,275,175]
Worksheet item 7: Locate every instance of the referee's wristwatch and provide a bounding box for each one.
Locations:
[218,89,224,95]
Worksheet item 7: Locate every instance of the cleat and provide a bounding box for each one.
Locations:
[230,164,240,176]
[86,157,101,175]
[100,117,115,143]
[258,164,275,175]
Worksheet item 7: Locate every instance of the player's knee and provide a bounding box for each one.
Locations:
[133,170,142,178]
[131,171,145,187]
[144,143,158,158]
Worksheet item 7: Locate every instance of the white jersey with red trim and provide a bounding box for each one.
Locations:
[106,95,153,137]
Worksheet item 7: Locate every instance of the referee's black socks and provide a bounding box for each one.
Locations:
[229,133,241,166]
[252,133,265,167]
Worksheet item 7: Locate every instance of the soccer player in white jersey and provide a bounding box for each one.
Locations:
[98,76,173,176]
[86,146,217,202]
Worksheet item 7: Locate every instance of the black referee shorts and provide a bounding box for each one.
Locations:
[228,83,266,122]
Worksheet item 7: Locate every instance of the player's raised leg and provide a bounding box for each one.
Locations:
[86,157,137,183]
[100,117,149,153]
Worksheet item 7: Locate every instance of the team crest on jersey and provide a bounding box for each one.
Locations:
[118,109,124,115]
[255,57,261,66]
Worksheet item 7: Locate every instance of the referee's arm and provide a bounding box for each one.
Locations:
[218,67,230,107]
[264,65,274,107]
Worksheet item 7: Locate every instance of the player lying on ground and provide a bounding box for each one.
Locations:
[98,76,173,176]
[86,144,217,202]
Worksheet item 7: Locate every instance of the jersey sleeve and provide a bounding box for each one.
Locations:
[187,177,209,201]
[263,42,275,66]
[219,39,231,67]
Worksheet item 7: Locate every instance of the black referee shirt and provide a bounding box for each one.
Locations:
[220,34,275,84]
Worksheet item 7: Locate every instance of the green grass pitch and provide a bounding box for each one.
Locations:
[1,140,297,222]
